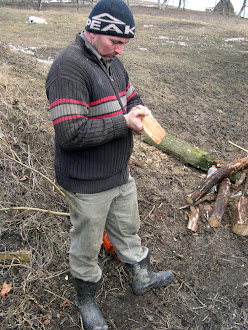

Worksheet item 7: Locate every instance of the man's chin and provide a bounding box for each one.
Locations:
[103,55,116,61]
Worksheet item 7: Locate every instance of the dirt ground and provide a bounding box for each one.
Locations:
[0,3,248,330]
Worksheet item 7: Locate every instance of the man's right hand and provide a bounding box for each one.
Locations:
[124,105,151,135]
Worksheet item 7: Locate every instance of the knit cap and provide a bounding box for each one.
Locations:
[85,0,135,38]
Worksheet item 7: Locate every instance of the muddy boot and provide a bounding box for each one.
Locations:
[74,278,108,330]
[126,251,174,295]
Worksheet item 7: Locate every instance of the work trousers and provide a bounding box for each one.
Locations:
[61,176,148,282]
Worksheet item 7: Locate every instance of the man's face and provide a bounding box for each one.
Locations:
[90,34,130,61]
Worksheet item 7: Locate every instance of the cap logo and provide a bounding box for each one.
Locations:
[86,12,135,36]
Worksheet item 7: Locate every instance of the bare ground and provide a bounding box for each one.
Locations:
[0,4,248,330]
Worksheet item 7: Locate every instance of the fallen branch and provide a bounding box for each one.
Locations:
[0,207,70,217]
[143,132,216,171]
[228,140,248,154]
[0,250,32,263]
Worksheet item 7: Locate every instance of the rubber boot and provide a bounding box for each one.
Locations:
[126,251,174,295]
[74,278,108,330]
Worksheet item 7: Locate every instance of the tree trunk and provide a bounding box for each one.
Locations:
[143,132,216,171]
[238,0,247,17]
[208,178,231,227]
[185,156,248,204]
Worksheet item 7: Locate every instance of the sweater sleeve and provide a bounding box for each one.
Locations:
[47,77,128,150]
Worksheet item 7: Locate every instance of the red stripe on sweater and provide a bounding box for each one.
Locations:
[126,82,131,90]
[127,90,137,103]
[53,114,84,125]
[53,110,124,125]
[90,91,126,107]
[50,98,89,109]
[90,110,123,119]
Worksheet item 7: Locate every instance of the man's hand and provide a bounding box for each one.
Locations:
[124,105,151,135]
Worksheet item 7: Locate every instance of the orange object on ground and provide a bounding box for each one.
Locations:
[103,231,120,261]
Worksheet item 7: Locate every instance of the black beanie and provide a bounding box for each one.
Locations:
[85,0,135,38]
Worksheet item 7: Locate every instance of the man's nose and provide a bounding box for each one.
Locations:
[115,44,125,55]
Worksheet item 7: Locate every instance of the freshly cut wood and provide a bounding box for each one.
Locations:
[231,196,248,236]
[187,206,200,232]
[143,133,216,171]
[186,156,248,204]
[208,178,231,227]
[0,250,32,263]
[142,113,165,144]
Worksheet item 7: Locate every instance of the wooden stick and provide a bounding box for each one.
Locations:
[228,141,248,154]
[0,207,70,217]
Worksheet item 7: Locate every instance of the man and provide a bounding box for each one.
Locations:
[46,0,173,329]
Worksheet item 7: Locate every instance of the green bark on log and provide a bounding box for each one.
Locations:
[143,133,216,171]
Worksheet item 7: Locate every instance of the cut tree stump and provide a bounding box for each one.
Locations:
[186,156,248,204]
[143,132,216,171]
[208,178,231,227]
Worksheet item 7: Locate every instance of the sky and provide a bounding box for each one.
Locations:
[149,0,246,16]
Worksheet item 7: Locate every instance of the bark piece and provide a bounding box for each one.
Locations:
[208,178,231,227]
[143,133,216,171]
[186,156,248,204]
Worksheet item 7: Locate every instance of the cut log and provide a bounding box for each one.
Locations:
[143,133,216,171]
[186,206,200,232]
[185,156,248,204]
[230,196,248,236]
[208,178,231,227]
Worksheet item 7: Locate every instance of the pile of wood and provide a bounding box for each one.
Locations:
[185,156,248,236]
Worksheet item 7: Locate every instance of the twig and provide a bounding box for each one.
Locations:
[0,263,32,269]
[228,140,248,154]
[0,207,69,217]
[0,152,65,197]
[44,289,73,303]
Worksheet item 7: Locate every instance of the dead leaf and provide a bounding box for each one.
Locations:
[60,299,71,310]
[18,175,28,181]
[0,281,12,297]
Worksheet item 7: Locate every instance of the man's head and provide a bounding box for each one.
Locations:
[85,0,135,39]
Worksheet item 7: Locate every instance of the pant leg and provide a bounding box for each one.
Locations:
[105,176,148,264]
[62,188,118,282]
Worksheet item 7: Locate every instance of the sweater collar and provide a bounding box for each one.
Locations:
[78,32,112,70]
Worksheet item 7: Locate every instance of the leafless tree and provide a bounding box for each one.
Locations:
[158,0,168,10]
[37,0,42,11]
[238,0,247,17]
[178,0,185,10]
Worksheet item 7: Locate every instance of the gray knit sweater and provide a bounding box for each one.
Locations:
[46,33,143,193]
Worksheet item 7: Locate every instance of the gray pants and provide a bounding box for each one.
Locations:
[62,176,148,282]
